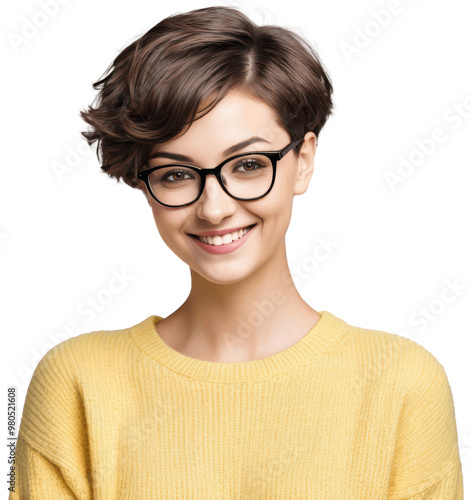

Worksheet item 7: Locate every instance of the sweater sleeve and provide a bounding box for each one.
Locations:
[9,435,78,499]
[387,345,464,499]
[9,340,92,500]
[394,461,463,499]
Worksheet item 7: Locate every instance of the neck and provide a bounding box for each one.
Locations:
[161,239,319,362]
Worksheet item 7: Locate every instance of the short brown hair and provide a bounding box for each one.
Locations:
[79,6,334,190]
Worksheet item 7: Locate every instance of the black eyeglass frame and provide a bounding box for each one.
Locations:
[137,136,305,208]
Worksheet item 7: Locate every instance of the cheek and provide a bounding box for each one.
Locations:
[150,206,186,247]
[259,167,296,216]
[251,183,294,233]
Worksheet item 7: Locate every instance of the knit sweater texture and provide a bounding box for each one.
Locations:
[9,310,463,499]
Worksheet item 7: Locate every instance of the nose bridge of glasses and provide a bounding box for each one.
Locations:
[200,166,228,194]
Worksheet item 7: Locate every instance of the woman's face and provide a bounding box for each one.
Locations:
[140,90,316,285]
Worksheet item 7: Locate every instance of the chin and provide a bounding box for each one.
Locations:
[194,264,256,285]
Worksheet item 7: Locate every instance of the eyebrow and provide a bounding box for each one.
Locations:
[146,136,271,162]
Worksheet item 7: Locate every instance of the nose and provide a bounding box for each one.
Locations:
[195,173,237,224]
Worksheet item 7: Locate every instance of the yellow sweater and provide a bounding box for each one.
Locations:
[9,310,463,499]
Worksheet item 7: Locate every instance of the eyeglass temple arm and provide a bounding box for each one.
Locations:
[279,136,306,158]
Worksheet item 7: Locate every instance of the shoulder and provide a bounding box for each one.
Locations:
[31,319,143,383]
[339,317,449,393]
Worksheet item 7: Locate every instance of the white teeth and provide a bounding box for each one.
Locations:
[197,225,253,245]
[221,233,233,244]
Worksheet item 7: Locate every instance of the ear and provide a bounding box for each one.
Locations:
[293,132,317,196]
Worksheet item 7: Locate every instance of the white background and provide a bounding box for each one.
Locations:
[2,0,471,494]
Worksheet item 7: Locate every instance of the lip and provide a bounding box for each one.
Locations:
[189,224,256,237]
[189,223,257,255]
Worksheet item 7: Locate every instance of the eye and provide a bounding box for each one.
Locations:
[165,171,190,182]
[233,158,268,173]
[155,169,196,184]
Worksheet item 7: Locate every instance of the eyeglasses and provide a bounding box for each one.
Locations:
[137,136,305,207]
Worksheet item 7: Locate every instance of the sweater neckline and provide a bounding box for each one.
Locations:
[130,310,347,382]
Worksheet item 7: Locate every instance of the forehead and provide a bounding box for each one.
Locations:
[150,91,284,157]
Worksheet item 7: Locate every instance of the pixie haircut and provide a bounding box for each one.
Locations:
[79,6,334,190]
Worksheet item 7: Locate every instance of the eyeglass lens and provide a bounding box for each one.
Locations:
[147,153,273,206]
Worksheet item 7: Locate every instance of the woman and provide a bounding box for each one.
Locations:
[10,6,463,499]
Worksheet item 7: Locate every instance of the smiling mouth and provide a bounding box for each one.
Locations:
[189,224,257,246]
